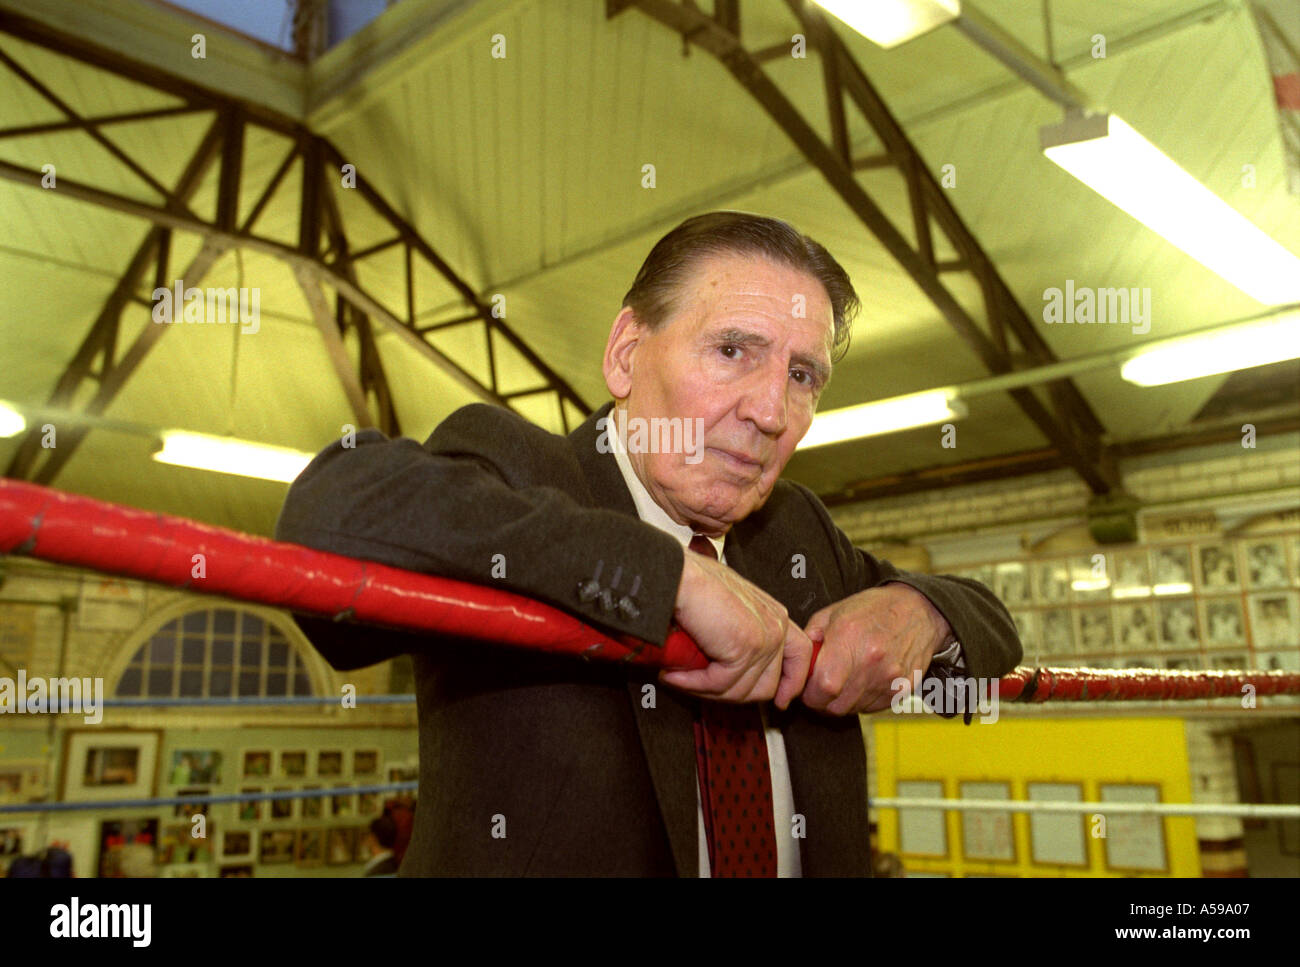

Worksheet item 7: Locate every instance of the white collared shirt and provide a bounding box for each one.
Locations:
[610,442,801,878]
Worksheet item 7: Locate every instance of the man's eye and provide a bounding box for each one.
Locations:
[719,344,741,359]
[791,368,812,386]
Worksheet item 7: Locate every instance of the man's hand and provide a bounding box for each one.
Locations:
[801,583,953,715]
[661,548,814,708]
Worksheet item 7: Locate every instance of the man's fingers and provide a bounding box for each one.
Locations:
[660,662,765,701]
[803,604,833,643]
[802,634,848,711]
[775,627,813,710]
[659,667,720,695]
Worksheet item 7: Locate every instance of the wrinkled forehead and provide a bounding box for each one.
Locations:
[674,253,835,345]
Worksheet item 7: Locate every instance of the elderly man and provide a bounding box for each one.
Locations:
[276,211,1021,877]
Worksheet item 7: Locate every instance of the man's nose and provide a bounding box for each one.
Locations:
[737,363,788,436]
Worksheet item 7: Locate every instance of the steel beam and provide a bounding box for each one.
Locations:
[3,115,223,480]
[28,239,228,486]
[318,174,402,437]
[295,266,376,430]
[0,9,591,483]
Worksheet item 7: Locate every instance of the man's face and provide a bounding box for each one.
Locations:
[603,252,834,535]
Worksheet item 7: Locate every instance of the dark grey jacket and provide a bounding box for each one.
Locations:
[275,401,1021,875]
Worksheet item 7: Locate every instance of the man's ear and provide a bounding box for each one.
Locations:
[603,306,642,400]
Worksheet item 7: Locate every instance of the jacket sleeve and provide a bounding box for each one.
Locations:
[796,486,1023,684]
[273,404,685,669]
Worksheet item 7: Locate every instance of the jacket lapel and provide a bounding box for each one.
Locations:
[568,402,701,877]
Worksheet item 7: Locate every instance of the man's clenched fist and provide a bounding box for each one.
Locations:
[661,547,814,708]
[801,583,954,715]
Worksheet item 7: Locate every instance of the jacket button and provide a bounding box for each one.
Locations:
[577,579,601,603]
[597,588,616,612]
[617,596,641,621]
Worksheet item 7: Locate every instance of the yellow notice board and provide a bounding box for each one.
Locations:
[871,717,1200,877]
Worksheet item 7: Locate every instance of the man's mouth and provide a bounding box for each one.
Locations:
[708,447,764,472]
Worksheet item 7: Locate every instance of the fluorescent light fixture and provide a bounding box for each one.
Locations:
[0,401,25,438]
[1042,112,1300,305]
[154,431,312,483]
[1111,586,1152,599]
[1121,310,1300,386]
[1071,578,1110,593]
[1153,582,1194,596]
[799,389,966,449]
[815,0,960,49]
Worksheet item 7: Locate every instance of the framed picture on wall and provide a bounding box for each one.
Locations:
[1244,540,1288,589]
[896,780,946,857]
[0,761,45,804]
[1151,546,1193,592]
[1099,784,1168,873]
[158,823,214,865]
[331,787,354,818]
[387,764,418,785]
[1201,597,1245,647]
[1114,603,1155,652]
[1110,551,1151,599]
[241,750,272,779]
[167,750,222,786]
[295,828,324,867]
[1033,560,1070,604]
[1,824,28,856]
[1248,591,1299,649]
[271,788,294,821]
[238,788,263,822]
[61,730,161,803]
[1196,543,1240,592]
[994,563,1030,608]
[353,750,379,777]
[318,751,343,777]
[259,829,295,865]
[327,827,356,865]
[958,781,1015,862]
[0,823,31,876]
[279,751,307,779]
[97,817,159,877]
[1074,607,1114,655]
[1156,599,1199,649]
[1040,609,1074,657]
[220,829,253,861]
[302,786,323,819]
[174,788,210,819]
[1027,783,1087,867]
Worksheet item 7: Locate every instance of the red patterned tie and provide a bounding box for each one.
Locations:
[688,534,778,877]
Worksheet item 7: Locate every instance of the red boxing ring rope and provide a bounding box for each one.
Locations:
[1,479,1297,701]
[0,479,705,670]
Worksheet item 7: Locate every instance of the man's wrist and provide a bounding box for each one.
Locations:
[883,580,956,662]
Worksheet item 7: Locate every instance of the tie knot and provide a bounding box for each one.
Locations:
[688,534,717,560]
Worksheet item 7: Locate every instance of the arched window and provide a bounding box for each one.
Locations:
[115,607,316,698]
